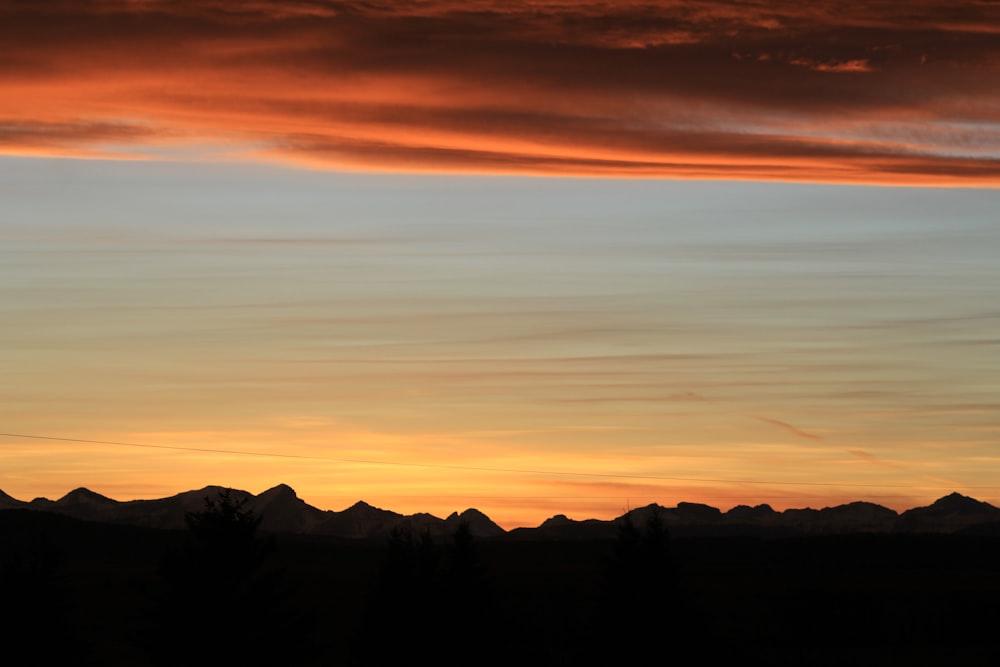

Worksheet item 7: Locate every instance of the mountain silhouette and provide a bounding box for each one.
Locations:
[726,503,779,523]
[314,500,403,538]
[5,485,1000,538]
[444,508,505,537]
[252,483,330,534]
[898,492,1000,532]
[0,488,26,510]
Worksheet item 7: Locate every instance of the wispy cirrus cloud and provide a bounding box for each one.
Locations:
[1,1,998,183]
[0,119,165,159]
[755,416,825,442]
[848,449,904,469]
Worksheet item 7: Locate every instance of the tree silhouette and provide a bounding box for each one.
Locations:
[355,525,439,666]
[144,488,318,667]
[590,508,679,664]
[438,522,507,667]
[355,522,506,667]
[0,530,88,665]
[442,522,491,607]
[380,525,439,599]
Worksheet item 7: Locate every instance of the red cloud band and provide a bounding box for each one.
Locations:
[1,1,998,183]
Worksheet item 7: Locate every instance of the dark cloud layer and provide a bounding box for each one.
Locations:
[1,0,998,182]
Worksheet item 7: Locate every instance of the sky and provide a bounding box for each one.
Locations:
[1,1,999,528]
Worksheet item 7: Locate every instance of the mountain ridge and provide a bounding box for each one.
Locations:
[3,485,999,539]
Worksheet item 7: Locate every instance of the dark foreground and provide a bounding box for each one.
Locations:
[2,507,999,666]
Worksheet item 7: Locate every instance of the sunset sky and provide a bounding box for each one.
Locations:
[2,1,999,528]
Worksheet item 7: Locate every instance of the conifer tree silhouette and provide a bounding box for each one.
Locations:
[145,488,317,667]
[0,530,87,665]
[438,522,505,667]
[355,525,439,666]
[591,508,678,664]
[355,522,505,667]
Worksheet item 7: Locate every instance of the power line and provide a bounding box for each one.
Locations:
[2,431,998,491]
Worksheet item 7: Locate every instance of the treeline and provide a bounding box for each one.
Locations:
[0,490,698,666]
[3,490,1000,666]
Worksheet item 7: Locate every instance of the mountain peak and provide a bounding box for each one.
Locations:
[896,492,1000,532]
[726,504,778,522]
[676,501,723,522]
[347,500,376,511]
[928,492,998,514]
[337,500,401,521]
[445,508,506,537]
[58,487,116,505]
[938,491,978,503]
[251,484,330,534]
[258,483,298,499]
[540,514,575,528]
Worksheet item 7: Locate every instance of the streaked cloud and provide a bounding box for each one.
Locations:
[1,1,998,183]
[847,449,904,469]
[755,416,825,442]
[789,58,874,73]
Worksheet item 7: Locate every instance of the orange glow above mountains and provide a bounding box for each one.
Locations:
[2,0,999,184]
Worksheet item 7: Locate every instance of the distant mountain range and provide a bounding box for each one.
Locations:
[3,485,1000,539]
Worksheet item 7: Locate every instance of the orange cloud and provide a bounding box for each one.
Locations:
[1,1,998,183]
[789,58,874,73]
